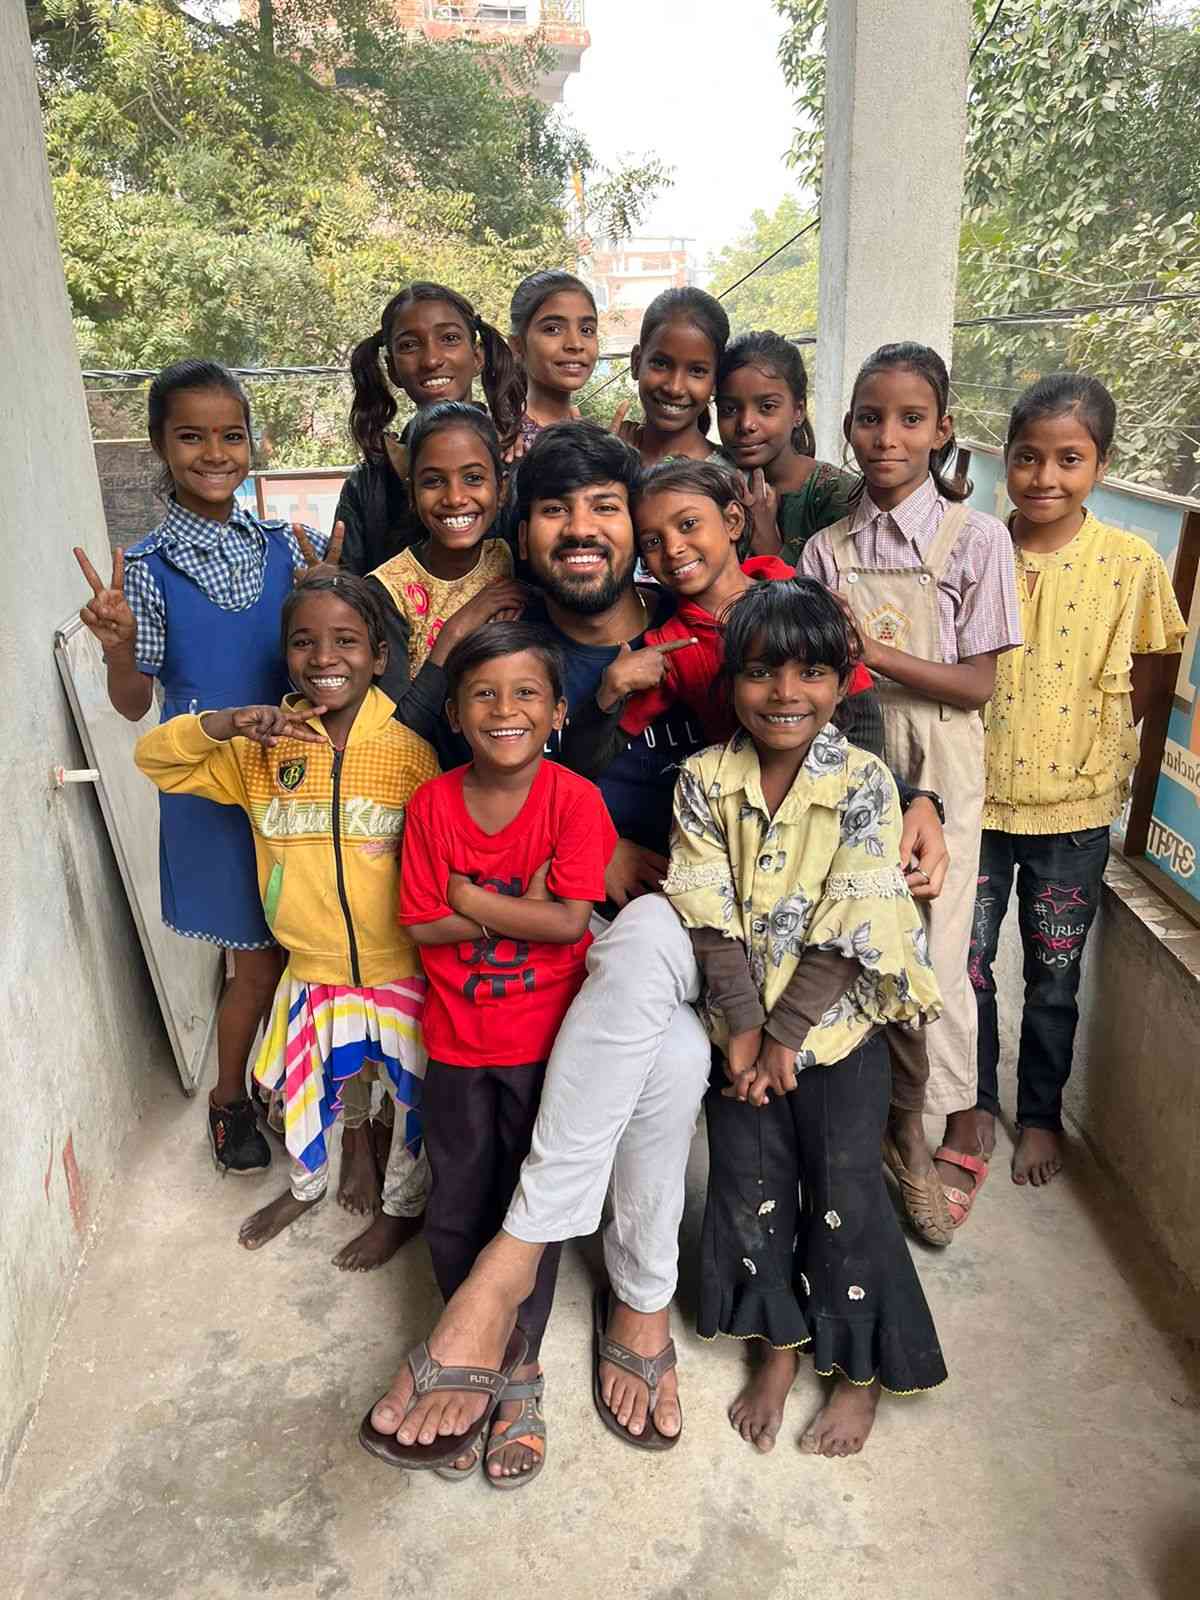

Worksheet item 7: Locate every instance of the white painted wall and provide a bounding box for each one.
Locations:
[814,0,972,461]
[0,5,169,1488]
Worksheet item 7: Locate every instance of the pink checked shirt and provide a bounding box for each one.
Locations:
[800,476,1022,664]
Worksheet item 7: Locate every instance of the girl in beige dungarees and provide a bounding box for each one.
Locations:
[801,343,1022,1239]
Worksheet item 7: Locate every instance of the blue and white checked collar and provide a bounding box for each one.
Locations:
[127,499,320,614]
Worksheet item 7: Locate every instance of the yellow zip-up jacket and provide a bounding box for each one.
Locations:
[135,686,438,986]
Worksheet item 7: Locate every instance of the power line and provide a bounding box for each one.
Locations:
[713,215,821,303]
[971,1,1007,65]
[955,290,1200,327]
[81,364,352,380]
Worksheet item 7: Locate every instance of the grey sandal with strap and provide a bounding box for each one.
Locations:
[485,1375,547,1490]
[358,1328,528,1470]
[592,1287,682,1452]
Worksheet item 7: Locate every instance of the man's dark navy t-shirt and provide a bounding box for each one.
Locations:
[529,591,704,857]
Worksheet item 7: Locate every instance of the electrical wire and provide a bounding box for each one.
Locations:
[971,0,1007,65]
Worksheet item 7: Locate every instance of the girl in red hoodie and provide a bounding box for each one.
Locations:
[561,458,881,774]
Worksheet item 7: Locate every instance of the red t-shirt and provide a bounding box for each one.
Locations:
[399,760,617,1067]
[620,556,873,741]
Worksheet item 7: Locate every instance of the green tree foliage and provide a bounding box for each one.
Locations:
[772,0,1200,493]
[28,0,670,463]
[705,196,818,339]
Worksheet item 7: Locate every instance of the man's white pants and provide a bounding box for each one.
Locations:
[504,895,711,1314]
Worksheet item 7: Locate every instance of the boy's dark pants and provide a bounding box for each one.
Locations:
[970,826,1110,1131]
[422,1059,561,1361]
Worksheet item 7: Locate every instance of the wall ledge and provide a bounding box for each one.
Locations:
[1101,853,1200,985]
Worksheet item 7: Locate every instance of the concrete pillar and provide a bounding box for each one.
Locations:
[813,0,972,462]
[0,7,164,1488]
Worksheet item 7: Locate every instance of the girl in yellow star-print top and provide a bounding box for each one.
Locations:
[971,375,1185,1190]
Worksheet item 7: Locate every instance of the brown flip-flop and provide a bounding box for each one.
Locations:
[359,1328,528,1470]
[592,1287,681,1452]
[882,1133,954,1247]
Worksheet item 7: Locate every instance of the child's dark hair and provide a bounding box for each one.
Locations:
[510,269,597,341]
[280,572,388,663]
[512,420,641,526]
[718,331,817,457]
[407,401,503,487]
[722,576,861,687]
[634,456,751,557]
[444,620,566,704]
[148,359,252,496]
[638,287,730,437]
[847,342,971,502]
[348,282,522,460]
[1005,373,1116,462]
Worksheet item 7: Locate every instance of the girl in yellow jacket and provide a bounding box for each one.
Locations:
[136,574,439,1267]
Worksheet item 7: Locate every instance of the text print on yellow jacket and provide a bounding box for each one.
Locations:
[135,686,438,985]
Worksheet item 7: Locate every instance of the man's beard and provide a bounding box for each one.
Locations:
[537,544,637,616]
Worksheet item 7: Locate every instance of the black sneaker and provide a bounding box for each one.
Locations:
[208,1096,272,1174]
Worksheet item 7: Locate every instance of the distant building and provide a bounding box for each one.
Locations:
[590,236,696,351]
[393,1,589,103]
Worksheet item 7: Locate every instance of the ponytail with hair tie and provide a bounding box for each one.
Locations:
[476,314,526,453]
[348,327,397,463]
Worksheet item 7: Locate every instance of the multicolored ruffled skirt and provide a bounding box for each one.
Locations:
[252,970,427,1173]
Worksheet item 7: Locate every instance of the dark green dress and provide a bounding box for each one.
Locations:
[777,462,859,567]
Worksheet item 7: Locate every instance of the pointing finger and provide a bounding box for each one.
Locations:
[111,546,126,591]
[74,547,105,597]
[326,521,345,568]
[610,399,630,435]
[656,636,699,655]
[751,468,766,500]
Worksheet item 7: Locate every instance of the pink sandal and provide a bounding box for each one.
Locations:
[933,1146,989,1227]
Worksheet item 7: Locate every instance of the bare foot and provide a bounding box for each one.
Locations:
[729,1344,799,1453]
[338,1123,381,1216]
[332,1210,423,1272]
[888,1106,934,1179]
[933,1108,989,1197]
[799,1377,880,1457]
[239,1189,322,1250]
[600,1298,681,1440]
[368,1235,537,1449]
[1013,1126,1063,1186]
[485,1360,544,1481]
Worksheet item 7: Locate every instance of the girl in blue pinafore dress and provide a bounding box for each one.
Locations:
[74,360,326,1174]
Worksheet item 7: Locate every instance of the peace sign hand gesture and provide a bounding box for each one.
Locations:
[607,399,640,448]
[201,704,328,747]
[597,635,699,711]
[74,546,136,656]
[292,520,345,584]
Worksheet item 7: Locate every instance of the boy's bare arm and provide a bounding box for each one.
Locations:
[407,912,487,946]
[448,867,592,945]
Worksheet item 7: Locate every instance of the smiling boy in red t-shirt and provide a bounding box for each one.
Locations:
[399,619,616,1487]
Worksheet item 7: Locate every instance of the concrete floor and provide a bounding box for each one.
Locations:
[4,1053,1199,1600]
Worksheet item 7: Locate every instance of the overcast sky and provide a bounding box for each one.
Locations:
[561,0,803,276]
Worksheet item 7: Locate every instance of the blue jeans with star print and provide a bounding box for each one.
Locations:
[969,826,1111,1131]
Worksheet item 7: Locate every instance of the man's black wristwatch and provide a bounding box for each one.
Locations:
[911,788,946,825]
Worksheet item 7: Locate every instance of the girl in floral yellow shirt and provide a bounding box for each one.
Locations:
[972,375,1186,1189]
[664,579,945,1460]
